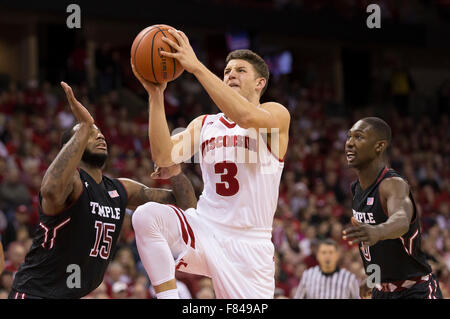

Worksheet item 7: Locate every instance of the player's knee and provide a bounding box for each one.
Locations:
[132,202,167,235]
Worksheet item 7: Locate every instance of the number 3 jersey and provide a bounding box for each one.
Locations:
[351,167,431,282]
[196,113,284,238]
[12,168,127,298]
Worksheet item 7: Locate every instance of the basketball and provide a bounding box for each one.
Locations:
[131,24,184,84]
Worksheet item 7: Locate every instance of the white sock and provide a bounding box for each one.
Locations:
[156,289,179,299]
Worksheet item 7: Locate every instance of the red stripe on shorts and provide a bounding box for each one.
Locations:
[168,205,189,245]
[172,206,196,249]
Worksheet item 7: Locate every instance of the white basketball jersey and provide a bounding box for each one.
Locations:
[196,113,284,236]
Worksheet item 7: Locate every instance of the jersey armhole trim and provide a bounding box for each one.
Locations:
[115,178,129,208]
[376,167,390,184]
[409,193,418,225]
[350,181,356,197]
[378,186,389,218]
[377,169,393,218]
[265,139,284,163]
[219,116,237,128]
[201,114,209,128]
[39,187,85,217]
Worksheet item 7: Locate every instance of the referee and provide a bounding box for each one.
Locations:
[294,239,360,299]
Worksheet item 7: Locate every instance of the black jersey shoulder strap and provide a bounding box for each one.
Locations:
[109,176,129,209]
[350,180,358,197]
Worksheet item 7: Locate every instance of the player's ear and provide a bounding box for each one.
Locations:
[375,140,387,155]
[256,77,266,92]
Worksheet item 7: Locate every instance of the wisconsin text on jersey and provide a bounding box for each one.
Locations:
[201,134,257,154]
[200,133,280,165]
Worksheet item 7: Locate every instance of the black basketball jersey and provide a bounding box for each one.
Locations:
[351,167,431,282]
[12,168,128,298]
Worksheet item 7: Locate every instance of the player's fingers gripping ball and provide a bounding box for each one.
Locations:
[131,24,184,84]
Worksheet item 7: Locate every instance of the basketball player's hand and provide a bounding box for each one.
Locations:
[342,217,382,247]
[160,29,201,74]
[130,59,167,94]
[359,278,372,299]
[60,82,94,125]
[151,164,181,180]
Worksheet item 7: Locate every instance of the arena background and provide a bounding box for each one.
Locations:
[0,0,449,299]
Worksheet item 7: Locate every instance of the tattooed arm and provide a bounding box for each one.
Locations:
[40,82,94,215]
[119,165,197,211]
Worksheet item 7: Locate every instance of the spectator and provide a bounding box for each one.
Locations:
[111,281,128,299]
[0,271,13,294]
[0,168,31,213]
[10,205,35,240]
[85,281,110,299]
[129,282,150,299]
[105,261,128,294]
[0,289,8,299]
[3,242,26,275]
[114,246,136,283]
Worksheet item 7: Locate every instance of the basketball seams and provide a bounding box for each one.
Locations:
[155,26,177,81]
[132,25,183,84]
[150,29,162,83]
[133,26,158,83]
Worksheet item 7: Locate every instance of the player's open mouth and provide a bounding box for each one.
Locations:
[96,143,107,150]
[346,152,356,161]
[228,83,240,88]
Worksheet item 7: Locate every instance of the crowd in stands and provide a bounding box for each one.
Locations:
[195,0,450,24]
[0,41,449,299]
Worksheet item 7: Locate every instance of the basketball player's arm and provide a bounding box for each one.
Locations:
[131,62,202,167]
[194,67,290,131]
[343,177,413,246]
[119,166,197,210]
[148,110,203,167]
[358,277,373,299]
[40,82,93,215]
[376,177,414,240]
[161,30,291,131]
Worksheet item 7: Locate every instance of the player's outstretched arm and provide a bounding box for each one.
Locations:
[343,177,413,246]
[40,82,92,215]
[119,165,197,211]
[374,177,414,239]
[192,62,290,131]
[131,61,202,167]
[160,29,291,131]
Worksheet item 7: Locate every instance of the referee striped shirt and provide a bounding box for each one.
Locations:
[294,266,360,299]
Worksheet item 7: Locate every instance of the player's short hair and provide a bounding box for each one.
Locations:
[60,124,77,148]
[361,117,392,147]
[318,239,338,250]
[225,49,270,96]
